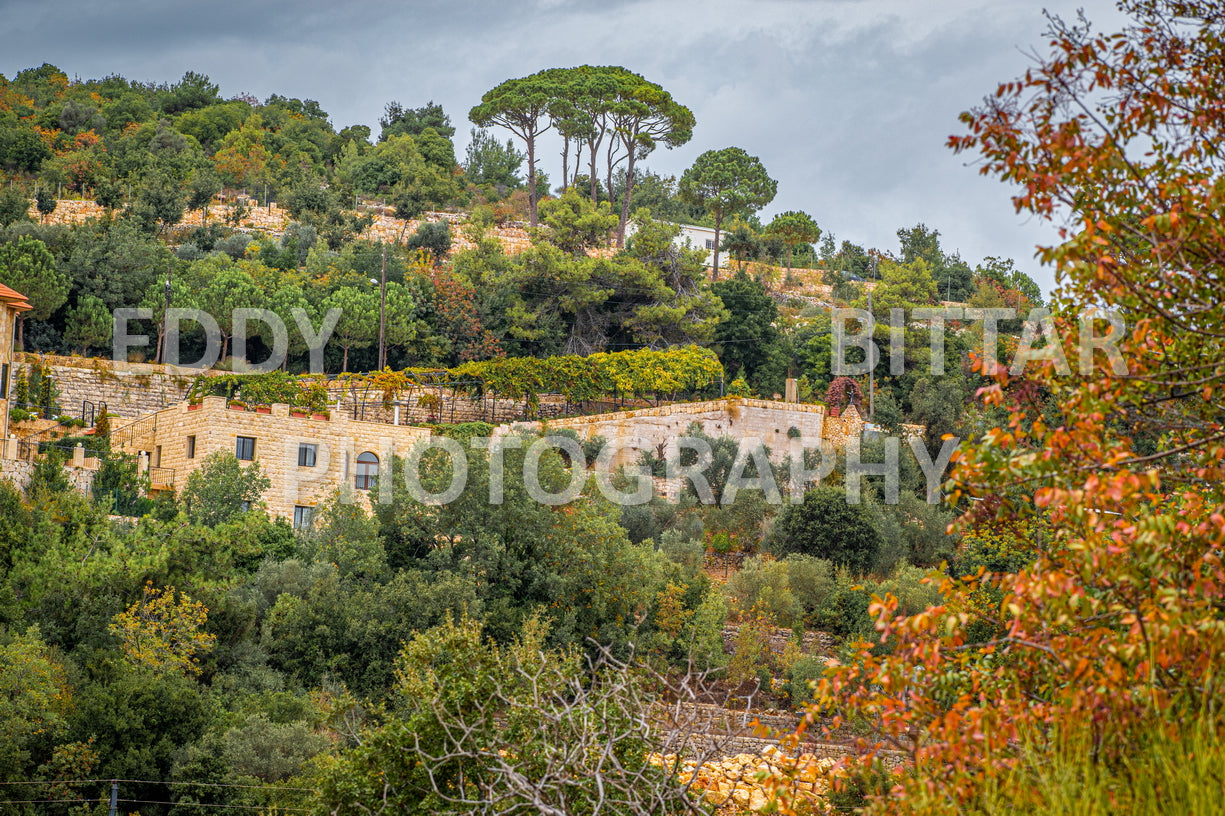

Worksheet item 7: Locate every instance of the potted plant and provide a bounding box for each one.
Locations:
[311,409,330,421]
[255,404,272,414]
[228,399,246,411]
[290,406,308,418]
[187,402,202,411]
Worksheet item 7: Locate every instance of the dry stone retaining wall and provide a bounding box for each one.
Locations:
[498,398,832,468]
[14,355,196,421]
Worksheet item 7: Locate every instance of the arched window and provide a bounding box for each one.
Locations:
[355,451,379,491]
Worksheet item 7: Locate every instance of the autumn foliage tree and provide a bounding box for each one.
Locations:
[109,581,217,675]
[776,3,1225,813]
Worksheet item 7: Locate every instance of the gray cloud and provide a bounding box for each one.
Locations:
[2,0,1125,294]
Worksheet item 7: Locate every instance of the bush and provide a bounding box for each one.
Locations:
[180,452,271,527]
[784,554,838,624]
[786,654,827,706]
[405,220,451,264]
[656,529,704,576]
[214,232,252,259]
[725,555,799,627]
[174,242,204,261]
[773,486,882,574]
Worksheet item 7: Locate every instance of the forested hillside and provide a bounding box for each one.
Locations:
[2,33,1208,815]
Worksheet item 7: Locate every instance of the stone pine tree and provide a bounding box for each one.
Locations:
[470,70,568,227]
[766,210,821,273]
[0,236,69,350]
[678,147,777,279]
[63,295,112,356]
[606,69,695,246]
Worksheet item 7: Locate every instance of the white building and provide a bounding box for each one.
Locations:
[625,220,721,268]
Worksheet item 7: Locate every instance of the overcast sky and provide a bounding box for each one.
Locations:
[2,0,1126,294]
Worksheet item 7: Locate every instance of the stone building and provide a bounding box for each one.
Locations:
[0,352,925,524]
[124,396,430,526]
[0,283,31,432]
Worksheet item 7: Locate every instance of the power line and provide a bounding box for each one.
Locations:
[123,779,317,792]
[117,800,311,812]
[0,777,317,793]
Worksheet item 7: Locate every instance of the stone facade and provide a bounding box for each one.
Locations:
[121,396,431,521]
[496,397,836,469]
[0,448,99,496]
[1,354,929,523]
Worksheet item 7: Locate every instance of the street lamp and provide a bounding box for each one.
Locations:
[379,245,387,370]
[370,262,387,369]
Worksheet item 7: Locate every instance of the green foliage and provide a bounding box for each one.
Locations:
[315,615,693,815]
[766,210,821,270]
[180,452,271,527]
[28,446,71,498]
[0,184,30,226]
[712,270,786,393]
[0,627,72,782]
[92,450,151,515]
[62,294,112,355]
[34,187,56,221]
[0,235,68,324]
[187,370,324,408]
[678,146,777,276]
[380,99,455,141]
[534,186,617,254]
[463,127,524,190]
[404,219,451,264]
[452,344,723,408]
[773,486,882,574]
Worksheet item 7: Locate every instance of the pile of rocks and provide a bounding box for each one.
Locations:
[650,745,835,813]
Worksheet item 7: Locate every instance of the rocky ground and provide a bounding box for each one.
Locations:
[651,744,836,814]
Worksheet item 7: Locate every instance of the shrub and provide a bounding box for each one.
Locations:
[725,555,799,627]
[786,654,827,706]
[656,529,704,576]
[773,485,882,574]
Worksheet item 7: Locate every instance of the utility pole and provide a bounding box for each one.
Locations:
[378,244,387,370]
[108,781,118,816]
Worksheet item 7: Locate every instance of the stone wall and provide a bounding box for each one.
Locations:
[496,398,830,468]
[14,354,196,421]
[343,390,570,426]
[0,457,32,492]
[31,199,538,255]
[1,300,19,430]
[0,453,98,496]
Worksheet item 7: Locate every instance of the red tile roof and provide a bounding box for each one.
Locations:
[0,283,31,311]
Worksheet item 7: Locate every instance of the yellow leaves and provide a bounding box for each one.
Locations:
[109,581,217,676]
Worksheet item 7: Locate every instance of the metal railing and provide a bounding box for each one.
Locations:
[148,466,175,490]
[108,412,159,452]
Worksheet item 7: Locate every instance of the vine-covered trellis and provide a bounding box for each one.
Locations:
[186,346,725,422]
